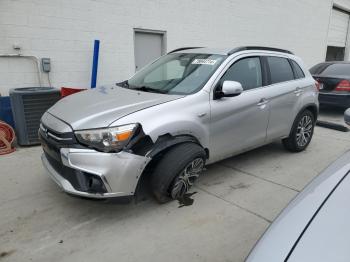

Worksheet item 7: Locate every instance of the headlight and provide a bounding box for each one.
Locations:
[75,124,138,152]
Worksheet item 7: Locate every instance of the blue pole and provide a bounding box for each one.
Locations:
[91,39,100,88]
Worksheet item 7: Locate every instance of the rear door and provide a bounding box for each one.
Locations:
[264,56,303,140]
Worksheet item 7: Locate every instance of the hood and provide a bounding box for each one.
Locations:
[48,86,183,130]
[287,171,350,261]
[246,151,350,262]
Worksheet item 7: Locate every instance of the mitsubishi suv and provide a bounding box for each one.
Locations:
[39,46,319,203]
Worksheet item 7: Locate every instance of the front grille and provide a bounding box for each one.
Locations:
[40,129,107,194]
[44,151,85,190]
[40,123,76,144]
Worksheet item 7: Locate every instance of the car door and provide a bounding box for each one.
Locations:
[263,56,303,141]
[209,56,270,162]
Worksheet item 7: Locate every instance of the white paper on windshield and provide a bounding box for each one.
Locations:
[192,59,217,65]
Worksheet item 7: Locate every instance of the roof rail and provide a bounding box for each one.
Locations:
[168,47,203,54]
[228,46,294,55]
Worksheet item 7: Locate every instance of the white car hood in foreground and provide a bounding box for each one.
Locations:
[48,86,183,130]
[287,170,350,261]
[247,151,350,262]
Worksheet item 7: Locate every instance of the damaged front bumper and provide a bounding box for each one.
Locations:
[41,147,151,199]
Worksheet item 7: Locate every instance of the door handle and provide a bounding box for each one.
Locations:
[294,87,303,95]
[257,98,268,106]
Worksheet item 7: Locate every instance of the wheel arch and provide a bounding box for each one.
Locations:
[146,133,209,159]
[292,103,319,130]
[284,103,318,140]
[132,133,208,199]
[303,103,319,121]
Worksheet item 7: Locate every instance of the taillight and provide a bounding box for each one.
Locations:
[335,80,350,91]
[315,81,320,91]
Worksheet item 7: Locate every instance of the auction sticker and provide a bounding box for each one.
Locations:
[192,59,217,65]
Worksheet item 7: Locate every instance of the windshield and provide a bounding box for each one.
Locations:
[123,53,226,95]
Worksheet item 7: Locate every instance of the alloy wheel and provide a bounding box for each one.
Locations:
[170,158,204,199]
[296,115,313,147]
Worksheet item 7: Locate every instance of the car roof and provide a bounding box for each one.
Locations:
[170,46,294,56]
[172,47,232,55]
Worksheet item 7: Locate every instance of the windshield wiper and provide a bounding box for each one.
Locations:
[117,81,166,94]
[131,86,166,94]
[116,80,129,88]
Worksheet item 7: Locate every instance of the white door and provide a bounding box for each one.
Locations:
[134,31,164,72]
[328,9,350,48]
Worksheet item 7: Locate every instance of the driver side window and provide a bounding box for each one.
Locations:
[220,57,262,91]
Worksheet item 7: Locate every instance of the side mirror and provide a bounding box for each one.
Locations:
[344,108,350,126]
[215,81,243,99]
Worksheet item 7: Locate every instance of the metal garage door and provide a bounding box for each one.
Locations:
[134,30,165,72]
[328,8,350,47]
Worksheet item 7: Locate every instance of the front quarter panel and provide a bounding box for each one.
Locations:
[110,90,211,152]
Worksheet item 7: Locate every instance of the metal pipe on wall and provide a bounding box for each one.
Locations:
[91,40,100,89]
[0,54,42,87]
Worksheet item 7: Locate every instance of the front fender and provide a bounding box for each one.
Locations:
[145,134,202,158]
[110,91,211,150]
[145,119,209,149]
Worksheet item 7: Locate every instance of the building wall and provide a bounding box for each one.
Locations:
[0,0,336,95]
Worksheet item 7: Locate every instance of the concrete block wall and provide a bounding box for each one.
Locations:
[0,0,335,95]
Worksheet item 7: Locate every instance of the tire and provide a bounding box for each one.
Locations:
[282,109,315,152]
[150,143,206,203]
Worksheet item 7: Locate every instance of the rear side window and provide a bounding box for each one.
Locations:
[267,57,294,84]
[220,57,262,90]
[291,60,305,79]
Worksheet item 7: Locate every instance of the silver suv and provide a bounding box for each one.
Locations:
[39,46,319,202]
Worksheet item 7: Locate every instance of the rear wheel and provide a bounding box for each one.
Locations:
[283,110,315,152]
[150,143,206,203]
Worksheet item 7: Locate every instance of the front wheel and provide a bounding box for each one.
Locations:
[150,143,206,203]
[282,110,315,152]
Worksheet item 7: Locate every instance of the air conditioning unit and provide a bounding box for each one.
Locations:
[10,87,60,145]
